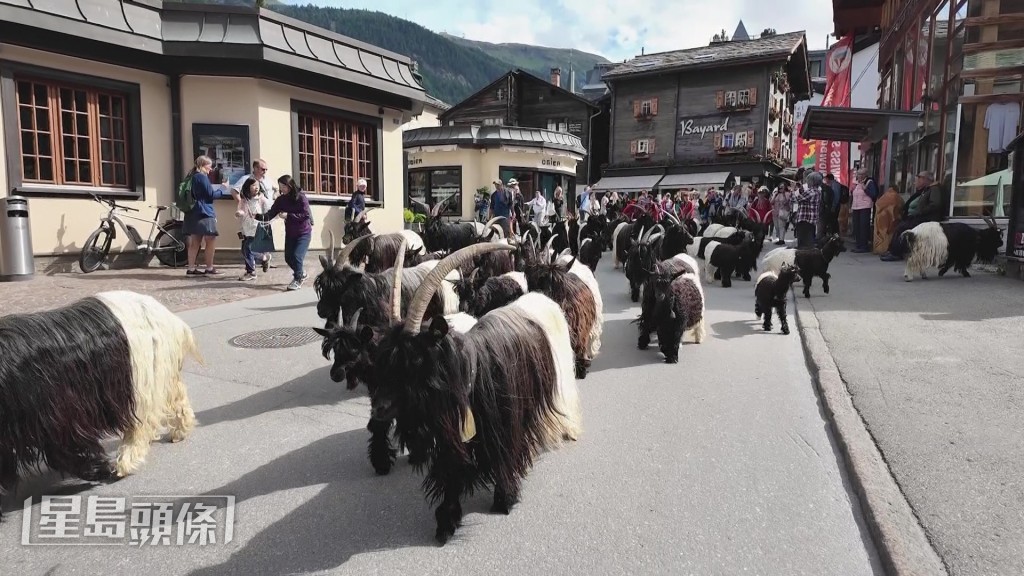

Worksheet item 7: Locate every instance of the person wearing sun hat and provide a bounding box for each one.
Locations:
[489,177,513,237]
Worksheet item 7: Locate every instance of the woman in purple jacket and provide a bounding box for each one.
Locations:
[255,175,313,291]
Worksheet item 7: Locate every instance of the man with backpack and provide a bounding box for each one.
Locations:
[489,179,513,237]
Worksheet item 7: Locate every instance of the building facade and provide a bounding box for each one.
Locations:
[815,0,1018,227]
[598,31,811,194]
[437,68,605,196]
[0,0,429,259]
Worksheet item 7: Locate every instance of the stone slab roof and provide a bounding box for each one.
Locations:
[403,125,586,156]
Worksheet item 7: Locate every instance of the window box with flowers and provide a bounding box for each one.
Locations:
[713,131,755,155]
[632,98,659,121]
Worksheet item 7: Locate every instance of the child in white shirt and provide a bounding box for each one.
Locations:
[235,177,273,281]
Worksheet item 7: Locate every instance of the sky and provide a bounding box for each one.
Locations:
[292,0,835,62]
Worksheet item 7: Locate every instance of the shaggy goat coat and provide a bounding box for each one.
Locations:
[762,235,842,297]
[556,254,604,361]
[578,237,602,272]
[525,257,599,379]
[754,266,798,334]
[0,291,200,516]
[345,231,425,273]
[638,260,706,363]
[901,221,1003,281]
[370,292,580,544]
[463,272,528,317]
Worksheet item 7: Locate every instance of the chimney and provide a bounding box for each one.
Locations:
[550,67,561,87]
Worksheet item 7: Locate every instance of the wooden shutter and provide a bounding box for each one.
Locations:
[713,133,722,149]
[747,130,755,148]
[649,138,656,154]
[750,87,758,106]
[651,97,659,116]
[633,100,641,118]
[630,139,638,155]
[715,90,724,108]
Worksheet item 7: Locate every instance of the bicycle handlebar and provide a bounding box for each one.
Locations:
[92,193,139,213]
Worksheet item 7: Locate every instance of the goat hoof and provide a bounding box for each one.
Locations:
[763,324,772,332]
[782,326,790,335]
[574,361,589,379]
[962,271,971,278]
[823,285,830,294]
[370,449,397,476]
[903,274,912,282]
[662,353,679,364]
[435,525,456,546]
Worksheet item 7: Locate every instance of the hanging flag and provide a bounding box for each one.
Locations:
[815,35,854,185]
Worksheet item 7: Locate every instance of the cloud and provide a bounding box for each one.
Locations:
[299,0,835,62]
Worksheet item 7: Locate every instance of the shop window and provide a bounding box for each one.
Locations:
[294,103,380,199]
[951,100,1020,217]
[2,66,143,196]
[499,168,535,200]
[407,168,461,216]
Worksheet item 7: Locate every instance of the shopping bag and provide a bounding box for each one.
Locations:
[251,222,275,254]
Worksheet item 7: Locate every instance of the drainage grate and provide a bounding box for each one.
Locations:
[229,327,321,349]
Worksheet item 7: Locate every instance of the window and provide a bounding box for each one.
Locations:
[547,118,568,132]
[725,91,737,107]
[737,89,750,107]
[484,117,503,126]
[637,139,650,154]
[407,168,461,216]
[951,98,1020,217]
[8,74,134,191]
[632,98,659,118]
[295,105,379,198]
[641,100,652,116]
[735,131,748,148]
[722,133,735,148]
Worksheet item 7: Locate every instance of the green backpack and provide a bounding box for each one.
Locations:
[175,170,196,213]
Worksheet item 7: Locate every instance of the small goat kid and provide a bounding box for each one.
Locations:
[901,218,1004,282]
[754,263,799,334]
[0,291,201,519]
[368,242,581,545]
[761,234,843,298]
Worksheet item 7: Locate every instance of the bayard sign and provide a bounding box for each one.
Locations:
[680,117,731,139]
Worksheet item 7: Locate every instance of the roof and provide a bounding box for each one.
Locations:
[440,67,599,122]
[0,0,428,110]
[425,94,451,111]
[603,31,808,80]
[732,21,750,42]
[403,124,586,156]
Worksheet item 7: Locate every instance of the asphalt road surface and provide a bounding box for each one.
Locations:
[804,252,1024,576]
[2,254,881,575]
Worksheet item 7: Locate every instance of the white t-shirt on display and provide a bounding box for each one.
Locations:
[984,102,1021,153]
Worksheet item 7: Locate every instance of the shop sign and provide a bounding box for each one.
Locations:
[542,158,562,168]
[567,122,583,134]
[408,156,423,167]
[680,116,730,139]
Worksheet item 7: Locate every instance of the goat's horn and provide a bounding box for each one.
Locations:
[545,234,556,255]
[489,223,505,239]
[642,224,663,243]
[336,234,371,268]
[404,243,515,334]
[559,247,571,256]
[326,230,336,268]
[391,238,408,323]
[663,211,681,226]
[348,307,363,330]
[430,202,443,217]
[647,232,664,245]
[483,216,505,230]
[637,226,646,242]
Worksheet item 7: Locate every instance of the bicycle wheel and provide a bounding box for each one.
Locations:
[154,224,188,268]
[79,226,113,273]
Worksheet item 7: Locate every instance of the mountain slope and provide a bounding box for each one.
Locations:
[441,34,610,91]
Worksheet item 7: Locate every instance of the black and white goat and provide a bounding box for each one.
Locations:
[636,255,706,363]
[314,234,459,329]
[901,217,1004,282]
[761,233,843,297]
[754,263,799,334]
[692,233,758,288]
[368,243,581,544]
[423,208,504,252]
[577,237,602,272]
[338,209,427,273]
[0,291,201,519]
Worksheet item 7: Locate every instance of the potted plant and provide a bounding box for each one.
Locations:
[404,208,426,232]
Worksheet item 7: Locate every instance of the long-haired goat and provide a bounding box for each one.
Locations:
[0,291,201,519]
[368,243,581,544]
[636,257,706,363]
[314,234,456,329]
[423,209,505,252]
[902,218,1004,282]
[761,234,843,297]
[578,237,602,271]
[457,272,528,317]
[701,235,758,287]
[754,263,799,334]
[523,245,601,378]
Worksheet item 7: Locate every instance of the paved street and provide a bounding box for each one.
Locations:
[0,255,880,575]
[801,251,1024,576]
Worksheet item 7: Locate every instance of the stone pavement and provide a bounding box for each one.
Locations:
[1,255,881,575]
[798,248,1024,576]
[0,253,323,317]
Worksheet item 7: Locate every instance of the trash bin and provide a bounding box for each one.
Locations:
[0,195,34,281]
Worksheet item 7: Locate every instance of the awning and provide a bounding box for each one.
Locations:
[657,172,731,190]
[800,106,921,142]
[592,174,663,192]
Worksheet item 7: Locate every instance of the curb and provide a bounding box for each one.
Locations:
[792,293,948,576]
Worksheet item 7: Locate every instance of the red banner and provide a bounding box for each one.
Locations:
[815,35,853,185]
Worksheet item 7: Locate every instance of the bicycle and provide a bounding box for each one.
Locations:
[79,194,189,273]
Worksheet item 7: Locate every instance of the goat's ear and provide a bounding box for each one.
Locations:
[313,326,334,338]
[358,325,375,345]
[427,315,450,340]
[563,257,577,270]
[671,270,688,282]
[319,255,330,270]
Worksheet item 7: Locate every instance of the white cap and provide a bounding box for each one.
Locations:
[357,178,367,186]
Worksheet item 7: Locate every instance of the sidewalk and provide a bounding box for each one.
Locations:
[0,253,324,317]
[797,249,1024,576]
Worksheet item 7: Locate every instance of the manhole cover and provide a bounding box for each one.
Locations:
[229,327,321,349]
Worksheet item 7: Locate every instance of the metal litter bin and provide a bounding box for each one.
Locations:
[0,196,34,281]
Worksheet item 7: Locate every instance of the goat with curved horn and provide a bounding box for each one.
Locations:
[390,238,407,322]
[335,234,372,269]
[403,243,515,334]
[320,230,337,269]
[662,210,681,226]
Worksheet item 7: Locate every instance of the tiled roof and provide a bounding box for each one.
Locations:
[403,125,586,156]
[604,31,807,79]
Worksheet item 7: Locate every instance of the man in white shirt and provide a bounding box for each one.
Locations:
[230,159,276,203]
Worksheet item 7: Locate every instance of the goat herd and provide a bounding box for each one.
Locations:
[0,203,1005,548]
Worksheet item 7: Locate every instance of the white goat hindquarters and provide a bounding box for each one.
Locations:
[557,254,604,358]
[702,241,722,284]
[506,292,582,443]
[93,291,201,476]
[612,221,630,268]
[671,253,700,275]
[445,312,478,334]
[760,247,796,275]
[903,221,948,282]
[703,224,723,237]
[398,230,425,253]
[501,271,529,293]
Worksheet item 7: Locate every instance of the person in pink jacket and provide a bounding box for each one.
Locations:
[850,168,876,252]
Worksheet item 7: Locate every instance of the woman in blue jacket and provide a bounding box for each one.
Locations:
[184,155,224,276]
